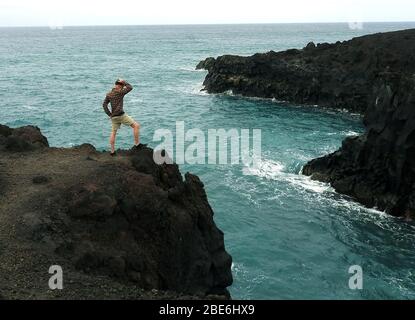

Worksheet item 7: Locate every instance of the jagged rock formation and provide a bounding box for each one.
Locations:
[303,74,415,219]
[197,29,415,218]
[0,125,233,299]
[197,29,415,113]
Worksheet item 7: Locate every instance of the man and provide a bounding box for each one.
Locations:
[103,79,146,156]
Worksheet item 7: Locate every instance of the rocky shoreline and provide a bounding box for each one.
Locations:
[303,73,415,219]
[0,124,233,299]
[197,29,415,114]
[197,29,415,219]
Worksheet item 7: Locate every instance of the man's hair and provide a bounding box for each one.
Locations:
[115,80,123,86]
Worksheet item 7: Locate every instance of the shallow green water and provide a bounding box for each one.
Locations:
[1,23,415,299]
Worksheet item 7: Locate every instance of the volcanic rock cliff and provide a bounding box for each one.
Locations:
[197,29,415,219]
[303,74,415,219]
[0,124,233,299]
[197,29,415,113]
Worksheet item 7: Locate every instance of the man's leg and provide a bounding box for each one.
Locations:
[110,129,117,154]
[131,122,140,146]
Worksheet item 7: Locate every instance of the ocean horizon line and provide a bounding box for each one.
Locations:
[1,21,415,28]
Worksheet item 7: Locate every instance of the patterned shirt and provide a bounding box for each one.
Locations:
[103,82,133,117]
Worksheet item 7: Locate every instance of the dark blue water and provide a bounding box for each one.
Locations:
[1,23,415,299]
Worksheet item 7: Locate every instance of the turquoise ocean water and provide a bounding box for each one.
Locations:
[1,23,415,299]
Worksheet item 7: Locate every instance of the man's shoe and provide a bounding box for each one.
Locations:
[110,151,117,157]
[133,143,148,150]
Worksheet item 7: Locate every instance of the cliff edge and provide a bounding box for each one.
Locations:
[0,124,233,299]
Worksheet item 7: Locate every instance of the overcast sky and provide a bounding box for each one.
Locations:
[0,0,414,27]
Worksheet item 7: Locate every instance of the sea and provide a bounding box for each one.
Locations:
[1,22,415,299]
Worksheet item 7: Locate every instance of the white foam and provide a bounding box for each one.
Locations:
[241,158,408,233]
[242,159,285,180]
[191,83,209,96]
[285,174,333,193]
[344,130,360,136]
[178,67,208,73]
[332,197,386,216]
[165,82,209,96]
[243,158,332,194]
[327,130,360,137]
[231,262,266,286]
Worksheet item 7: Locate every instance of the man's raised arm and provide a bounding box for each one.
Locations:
[121,80,133,95]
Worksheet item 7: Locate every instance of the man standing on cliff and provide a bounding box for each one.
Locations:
[103,79,146,156]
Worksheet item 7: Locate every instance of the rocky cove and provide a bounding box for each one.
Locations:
[0,124,233,299]
[197,28,415,219]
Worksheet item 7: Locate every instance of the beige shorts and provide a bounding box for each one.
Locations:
[111,114,135,131]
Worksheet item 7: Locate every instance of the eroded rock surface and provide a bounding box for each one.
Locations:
[0,125,233,299]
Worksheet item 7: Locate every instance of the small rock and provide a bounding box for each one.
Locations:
[305,41,316,50]
[32,176,49,184]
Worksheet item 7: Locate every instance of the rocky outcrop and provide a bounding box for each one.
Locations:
[198,29,415,218]
[197,29,415,113]
[0,125,233,299]
[303,74,415,219]
[0,124,49,152]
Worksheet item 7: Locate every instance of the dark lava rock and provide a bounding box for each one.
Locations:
[198,29,415,219]
[198,29,415,113]
[303,73,415,218]
[32,176,49,184]
[0,125,49,152]
[0,124,12,137]
[64,155,233,295]
[0,125,233,299]
[196,57,216,71]
[73,143,96,152]
[304,41,316,50]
